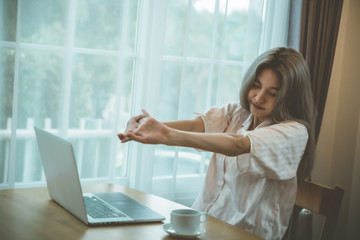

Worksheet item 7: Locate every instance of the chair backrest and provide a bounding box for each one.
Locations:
[294,180,344,240]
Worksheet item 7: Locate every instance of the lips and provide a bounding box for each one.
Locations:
[251,101,265,110]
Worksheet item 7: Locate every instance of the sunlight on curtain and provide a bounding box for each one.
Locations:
[0,0,290,206]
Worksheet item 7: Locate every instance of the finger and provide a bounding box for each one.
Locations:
[141,109,150,117]
[118,133,131,142]
[133,114,146,122]
[126,132,145,143]
[117,133,125,140]
[121,137,132,143]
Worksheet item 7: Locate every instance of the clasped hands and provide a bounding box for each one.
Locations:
[117,110,170,145]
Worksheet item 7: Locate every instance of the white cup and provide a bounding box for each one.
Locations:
[170,209,207,235]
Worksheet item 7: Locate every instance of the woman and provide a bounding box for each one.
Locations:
[118,47,317,240]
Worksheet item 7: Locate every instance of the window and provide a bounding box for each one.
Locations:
[0,0,139,187]
[0,0,290,205]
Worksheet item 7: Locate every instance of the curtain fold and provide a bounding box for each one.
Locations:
[299,0,343,141]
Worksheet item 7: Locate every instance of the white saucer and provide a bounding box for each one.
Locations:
[162,223,205,239]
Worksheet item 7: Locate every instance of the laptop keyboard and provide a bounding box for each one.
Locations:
[84,196,127,219]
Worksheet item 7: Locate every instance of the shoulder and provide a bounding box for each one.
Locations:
[219,102,250,122]
[201,102,250,133]
[252,120,309,145]
[267,121,308,136]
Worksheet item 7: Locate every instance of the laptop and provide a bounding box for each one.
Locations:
[34,127,165,225]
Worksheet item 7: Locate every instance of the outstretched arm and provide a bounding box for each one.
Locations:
[118,110,205,143]
[119,112,250,157]
[163,117,205,133]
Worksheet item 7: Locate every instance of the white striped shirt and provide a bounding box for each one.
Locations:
[192,103,308,240]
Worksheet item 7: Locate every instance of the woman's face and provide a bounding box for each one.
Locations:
[248,68,281,124]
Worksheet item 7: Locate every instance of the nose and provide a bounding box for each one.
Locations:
[254,90,266,103]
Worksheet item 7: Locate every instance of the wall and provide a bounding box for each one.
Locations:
[313,0,360,239]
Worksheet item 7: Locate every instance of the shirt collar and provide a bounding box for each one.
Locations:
[242,114,274,131]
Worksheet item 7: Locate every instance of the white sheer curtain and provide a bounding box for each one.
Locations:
[0,0,290,205]
[128,0,291,205]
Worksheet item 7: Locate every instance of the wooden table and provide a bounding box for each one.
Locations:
[0,184,263,240]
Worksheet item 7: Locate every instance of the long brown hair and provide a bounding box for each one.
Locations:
[240,47,317,181]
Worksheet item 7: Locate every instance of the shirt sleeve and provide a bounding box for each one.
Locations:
[245,121,309,180]
[201,103,244,133]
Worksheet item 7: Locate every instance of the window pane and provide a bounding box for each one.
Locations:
[70,138,113,179]
[177,148,201,175]
[0,47,15,128]
[217,65,243,104]
[154,145,175,177]
[119,59,135,115]
[17,48,64,129]
[187,0,215,58]
[115,139,128,178]
[20,0,68,45]
[158,61,182,121]
[75,0,123,50]
[213,0,228,59]
[221,0,249,61]
[179,63,209,119]
[0,47,15,184]
[16,50,58,181]
[69,53,118,129]
[15,139,43,182]
[127,0,140,52]
[209,64,219,107]
[0,0,18,41]
[70,55,133,179]
[164,0,188,56]
[0,140,10,184]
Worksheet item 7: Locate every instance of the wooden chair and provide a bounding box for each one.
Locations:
[284,181,344,240]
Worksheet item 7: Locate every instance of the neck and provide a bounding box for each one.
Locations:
[249,117,265,131]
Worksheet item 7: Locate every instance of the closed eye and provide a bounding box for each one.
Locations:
[269,88,280,97]
[269,91,278,97]
[253,79,261,88]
